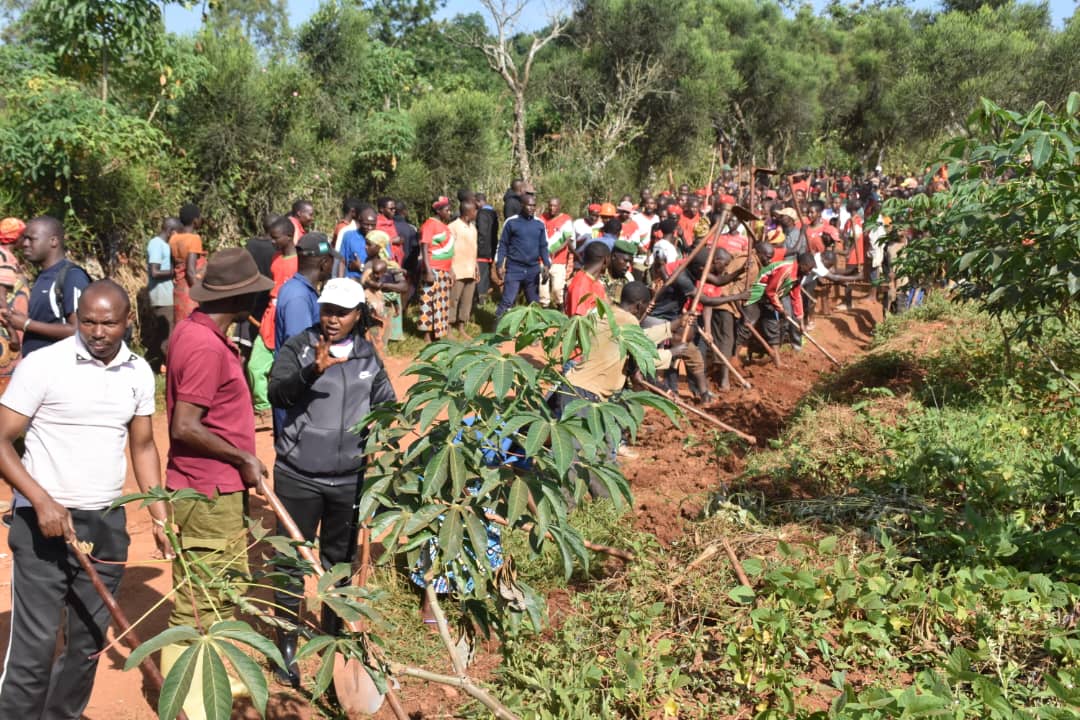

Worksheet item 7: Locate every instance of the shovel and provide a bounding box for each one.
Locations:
[258,480,390,718]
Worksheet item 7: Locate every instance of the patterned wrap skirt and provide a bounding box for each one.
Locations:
[418,268,452,338]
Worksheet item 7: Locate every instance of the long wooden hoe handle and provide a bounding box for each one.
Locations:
[259,481,360,631]
[640,235,711,320]
[697,331,752,390]
[69,539,191,720]
[747,321,781,367]
[258,480,408,720]
[639,378,756,444]
[680,204,732,344]
[783,313,841,367]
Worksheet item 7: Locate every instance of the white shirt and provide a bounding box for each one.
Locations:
[652,238,679,265]
[802,253,831,286]
[868,223,889,269]
[2,334,155,510]
[573,218,602,245]
[334,220,357,251]
[631,212,658,241]
[630,212,659,263]
[823,207,850,229]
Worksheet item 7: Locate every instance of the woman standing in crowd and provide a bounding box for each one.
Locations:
[266,277,397,686]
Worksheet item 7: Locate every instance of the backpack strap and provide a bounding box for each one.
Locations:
[53,261,70,324]
[52,261,90,324]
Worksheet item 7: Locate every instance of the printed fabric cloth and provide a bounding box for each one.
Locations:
[418,268,452,338]
[411,420,532,592]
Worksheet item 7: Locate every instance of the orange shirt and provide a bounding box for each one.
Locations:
[259,252,298,349]
[845,215,865,266]
[677,214,699,245]
[169,232,203,266]
[805,223,839,254]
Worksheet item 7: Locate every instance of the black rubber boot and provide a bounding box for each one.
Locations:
[321,605,343,637]
[274,628,301,688]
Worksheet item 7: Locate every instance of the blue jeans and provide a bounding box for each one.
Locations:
[495,263,541,318]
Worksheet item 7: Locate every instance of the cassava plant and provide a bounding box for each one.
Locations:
[884,94,1080,349]
[356,303,677,690]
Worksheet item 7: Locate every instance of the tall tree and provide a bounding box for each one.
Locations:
[204,0,291,54]
[364,0,444,45]
[24,0,164,101]
[467,0,567,183]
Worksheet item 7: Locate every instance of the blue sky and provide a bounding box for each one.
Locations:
[162,0,1079,35]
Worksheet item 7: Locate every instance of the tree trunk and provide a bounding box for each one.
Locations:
[101,47,108,103]
[512,90,531,183]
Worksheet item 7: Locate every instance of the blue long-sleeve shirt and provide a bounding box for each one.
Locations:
[275,273,319,351]
[338,229,368,280]
[496,214,550,269]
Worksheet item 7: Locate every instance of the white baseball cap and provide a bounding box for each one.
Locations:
[317,278,366,309]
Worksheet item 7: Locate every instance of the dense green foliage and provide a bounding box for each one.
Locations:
[116,300,677,719]
[1,0,1079,262]
[886,96,1080,342]
[360,302,676,634]
[480,296,1080,719]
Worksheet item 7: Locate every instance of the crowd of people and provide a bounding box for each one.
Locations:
[0,163,930,717]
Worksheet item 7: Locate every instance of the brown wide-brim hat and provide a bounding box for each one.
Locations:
[190,247,274,303]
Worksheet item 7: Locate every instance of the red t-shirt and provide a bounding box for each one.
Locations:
[259,252,298,349]
[690,282,722,313]
[678,213,700,245]
[332,220,349,244]
[564,270,607,316]
[790,267,804,319]
[755,258,798,312]
[289,216,304,244]
[377,214,405,265]
[845,215,865,266]
[421,217,454,272]
[166,311,255,497]
[716,233,747,255]
[805,223,839,254]
[543,212,574,266]
[376,214,398,239]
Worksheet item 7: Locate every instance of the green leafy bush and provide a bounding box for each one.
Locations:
[886,95,1080,342]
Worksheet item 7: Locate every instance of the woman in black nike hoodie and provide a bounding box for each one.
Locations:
[267,278,396,686]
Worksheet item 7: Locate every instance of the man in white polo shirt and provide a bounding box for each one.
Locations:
[0,280,170,719]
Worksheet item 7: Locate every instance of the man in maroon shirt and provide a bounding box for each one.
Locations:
[161,248,273,692]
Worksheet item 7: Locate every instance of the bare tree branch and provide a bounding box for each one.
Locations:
[461,0,569,181]
[540,54,665,176]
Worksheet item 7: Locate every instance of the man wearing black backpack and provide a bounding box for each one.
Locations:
[0,216,91,527]
[6,216,91,357]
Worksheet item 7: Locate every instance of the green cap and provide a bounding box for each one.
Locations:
[613,239,638,256]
